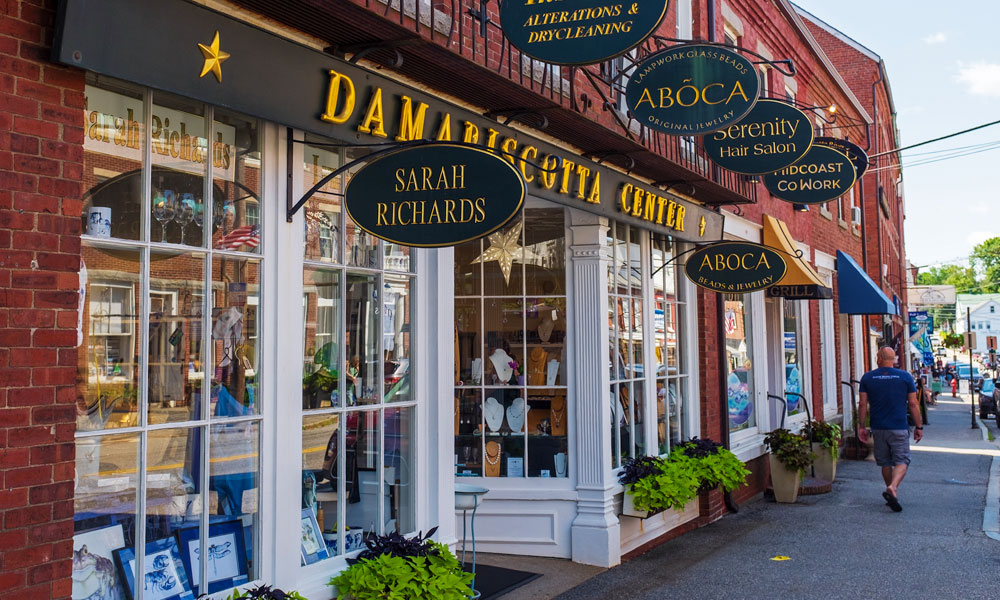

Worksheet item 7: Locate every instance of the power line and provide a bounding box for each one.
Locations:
[870,117,1000,159]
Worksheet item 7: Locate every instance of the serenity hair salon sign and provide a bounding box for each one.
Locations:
[626,44,760,135]
[685,242,787,294]
[702,99,813,175]
[499,0,670,65]
[345,144,526,247]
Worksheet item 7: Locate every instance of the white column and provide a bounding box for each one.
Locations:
[567,210,620,568]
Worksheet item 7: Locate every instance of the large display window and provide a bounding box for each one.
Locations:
[300,140,416,565]
[76,77,263,598]
[726,296,756,433]
[453,203,568,479]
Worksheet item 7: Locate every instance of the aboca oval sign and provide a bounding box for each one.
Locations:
[763,145,857,205]
[684,242,787,294]
[345,144,526,247]
[500,0,670,66]
[626,44,760,136]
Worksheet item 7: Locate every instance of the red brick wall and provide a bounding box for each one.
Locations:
[0,1,84,598]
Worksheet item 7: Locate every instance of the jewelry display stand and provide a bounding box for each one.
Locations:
[484,441,501,477]
[550,395,566,436]
[506,397,527,433]
[484,397,504,433]
[527,347,547,386]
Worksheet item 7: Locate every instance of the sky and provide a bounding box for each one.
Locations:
[791,0,1000,272]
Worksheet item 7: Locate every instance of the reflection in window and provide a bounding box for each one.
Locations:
[783,301,804,416]
[609,222,644,467]
[726,296,755,433]
[652,236,688,454]
[454,207,569,479]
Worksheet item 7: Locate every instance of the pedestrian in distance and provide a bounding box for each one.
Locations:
[858,347,923,512]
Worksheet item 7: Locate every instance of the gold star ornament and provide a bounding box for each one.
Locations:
[471,221,539,285]
[198,31,230,82]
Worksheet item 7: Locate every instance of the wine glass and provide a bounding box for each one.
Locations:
[152,190,176,242]
[175,193,196,245]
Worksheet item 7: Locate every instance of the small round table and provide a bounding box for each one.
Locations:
[455,484,488,599]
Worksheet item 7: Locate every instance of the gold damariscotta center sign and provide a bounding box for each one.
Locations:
[684,242,787,294]
[499,0,670,66]
[344,144,526,247]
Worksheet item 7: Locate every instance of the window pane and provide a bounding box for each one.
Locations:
[482,218,525,297]
[383,243,411,272]
[83,80,146,241]
[302,413,342,559]
[526,389,568,477]
[344,411,382,538]
[726,296,755,432]
[151,91,208,247]
[483,298,524,386]
[610,384,620,468]
[383,276,412,404]
[213,110,261,254]
[527,298,565,386]
[656,379,669,452]
[484,389,525,477]
[303,145,341,263]
[455,389,483,477]
[456,299,482,386]
[345,147,378,269]
[385,406,415,533]
[73,432,139,600]
[454,238,483,297]
[211,257,260,417]
[524,207,565,296]
[78,245,141,432]
[303,269,341,410]
[784,301,802,415]
[346,274,379,406]
[670,378,686,448]
[206,421,259,593]
[632,380,645,458]
[148,251,205,424]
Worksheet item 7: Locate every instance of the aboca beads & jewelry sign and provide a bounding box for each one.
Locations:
[345,144,526,247]
[684,242,787,294]
[702,99,813,175]
[626,44,760,135]
[763,145,857,205]
[499,0,670,66]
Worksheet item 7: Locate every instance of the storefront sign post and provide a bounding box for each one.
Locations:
[684,242,787,294]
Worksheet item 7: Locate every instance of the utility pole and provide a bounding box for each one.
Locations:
[969,307,976,429]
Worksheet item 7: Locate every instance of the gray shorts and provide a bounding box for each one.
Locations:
[872,429,911,467]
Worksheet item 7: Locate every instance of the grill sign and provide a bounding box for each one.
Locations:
[626,44,760,135]
[499,1,670,66]
[763,145,857,205]
[703,100,813,175]
[344,144,525,247]
[685,242,787,294]
[813,137,869,178]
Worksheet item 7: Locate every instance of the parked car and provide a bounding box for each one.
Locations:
[980,378,996,420]
[956,364,984,391]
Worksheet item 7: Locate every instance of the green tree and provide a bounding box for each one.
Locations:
[916,264,977,292]
[971,237,1000,293]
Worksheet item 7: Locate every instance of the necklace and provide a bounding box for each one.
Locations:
[551,399,564,428]
[506,398,526,432]
[485,442,500,465]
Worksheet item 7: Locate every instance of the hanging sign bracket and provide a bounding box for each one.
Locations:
[647,36,797,77]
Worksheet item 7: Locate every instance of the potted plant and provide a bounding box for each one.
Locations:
[763,428,812,503]
[804,419,842,481]
[678,437,751,494]
[198,584,308,599]
[329,528,473,600]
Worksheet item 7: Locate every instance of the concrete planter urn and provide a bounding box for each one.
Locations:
[768,454,802,503]
[811,442,837,482]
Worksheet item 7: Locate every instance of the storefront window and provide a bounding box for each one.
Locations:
[651,237,689,454]
[453,204,568,478]
[301,141,416,563]
[76,79,262,597]
[726,296,756,433]
[783,301,804,417]
[609,222,644,467]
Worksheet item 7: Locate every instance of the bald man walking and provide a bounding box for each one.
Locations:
[857,347,923,511]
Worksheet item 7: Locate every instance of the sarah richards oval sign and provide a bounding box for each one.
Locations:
[702,99,813,175]
[763,145,857,205]
[685,242,787,294]
[500,1,670,66]
[345,144,526,248]
[626,44,760,136]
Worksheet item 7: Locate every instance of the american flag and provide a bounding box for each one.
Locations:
[217,224,260,250]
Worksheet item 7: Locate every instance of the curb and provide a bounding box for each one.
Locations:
[974,415,1000,542]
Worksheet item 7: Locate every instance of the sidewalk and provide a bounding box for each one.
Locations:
[554,395,1000,600]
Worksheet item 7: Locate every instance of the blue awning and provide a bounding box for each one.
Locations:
[836,251,897,315]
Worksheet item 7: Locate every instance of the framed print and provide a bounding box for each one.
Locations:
[174,520,249,595]
[300,507,328,565]
[114,537,194,600]
[73,524,126,600]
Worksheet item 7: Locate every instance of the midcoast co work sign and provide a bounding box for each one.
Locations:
[55,0,723,244]
[345,145,526,247]
[685,242,787,294]
[702,99,813,175]
[626,44,760,136]
[500,0,670,66]
[763,145,857,205]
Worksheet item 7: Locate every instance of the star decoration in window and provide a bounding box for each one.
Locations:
[471,221,539,285]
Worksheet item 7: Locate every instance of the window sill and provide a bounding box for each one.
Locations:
[838,219,849,230]
[819,207,833,221]
[729,432,766,463]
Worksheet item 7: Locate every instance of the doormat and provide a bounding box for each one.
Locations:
[462,562,541,600]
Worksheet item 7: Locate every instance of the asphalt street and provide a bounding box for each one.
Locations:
[557,395,1000,600]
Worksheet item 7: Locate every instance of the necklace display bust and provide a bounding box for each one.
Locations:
[506,397,527,433]
[537,311,556,342]
[485,441,501,477]
[528,347,547,386]
[489,348,515,384]
[484,396,504,432]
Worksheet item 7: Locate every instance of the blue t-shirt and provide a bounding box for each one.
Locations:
[860,367,916,430]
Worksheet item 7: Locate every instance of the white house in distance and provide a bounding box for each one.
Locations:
[955,294,1000,354]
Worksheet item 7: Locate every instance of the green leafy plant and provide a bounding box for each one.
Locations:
[680,440,751,493]
[625,455,700,512]
[329,534,473,600]
[763,428,813,473]
[804,419,842,460]
[199,584,308,600]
